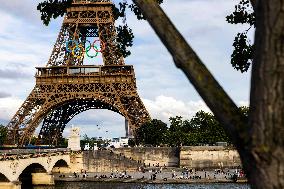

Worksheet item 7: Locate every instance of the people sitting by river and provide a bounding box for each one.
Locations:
[189,175,201,179]
[73,172,77,178]
[150,173,156,180]
[171,170,176,179]
[99,174,107,179]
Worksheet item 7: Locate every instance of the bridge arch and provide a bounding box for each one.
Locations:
[0,172,10,182]
[49,155,70,172]
[51,159,70,173]
[0,164,15,182]
[16,162,48,179]
[18,163,47,187]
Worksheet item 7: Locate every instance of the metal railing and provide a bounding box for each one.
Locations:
[73,0,112,4]
[35,65,133,77]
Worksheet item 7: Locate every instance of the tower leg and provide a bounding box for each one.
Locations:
[125,119,129,137]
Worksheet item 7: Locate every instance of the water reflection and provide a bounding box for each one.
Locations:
[30,182,250,189]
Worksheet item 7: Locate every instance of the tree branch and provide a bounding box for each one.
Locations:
[250,0,256,10]
[133,0,249,150]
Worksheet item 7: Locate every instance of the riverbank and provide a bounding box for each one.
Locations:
[55,177,247,184]
[54,170,247,184]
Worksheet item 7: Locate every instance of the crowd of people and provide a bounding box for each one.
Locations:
[56,167,246,183]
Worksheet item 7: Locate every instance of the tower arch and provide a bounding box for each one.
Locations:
[38,98,124,145]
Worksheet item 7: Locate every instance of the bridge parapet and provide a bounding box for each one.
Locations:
[0,148,70,161]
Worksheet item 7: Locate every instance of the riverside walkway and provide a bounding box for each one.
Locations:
[54,168,247,184]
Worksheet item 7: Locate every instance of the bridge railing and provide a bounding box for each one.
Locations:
[0,148,71,161]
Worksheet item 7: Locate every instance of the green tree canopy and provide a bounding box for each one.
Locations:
[138,107,248,147]
[226,0,255,72]
[188,111,231,145]
[135,119,167,146]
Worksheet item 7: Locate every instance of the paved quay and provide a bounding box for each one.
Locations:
[54,168,247,184]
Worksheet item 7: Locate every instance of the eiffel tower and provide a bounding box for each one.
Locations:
[6,0,150,146]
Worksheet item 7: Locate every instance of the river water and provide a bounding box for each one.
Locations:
[29,182,251,189]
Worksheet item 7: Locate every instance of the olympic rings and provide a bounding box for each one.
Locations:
[65,39,106,59]
[93,40,106,53]
[71,44,85,59]
[85,44,99,58]
[66,40,79,53]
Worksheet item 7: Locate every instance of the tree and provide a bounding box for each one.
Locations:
[167,111,235,146]
[226,0,255,72]
[0,124,8,145]
[80,134,90,148]
[29,136,37,145]
[135,119,167,146]
[166,116,187,146]
[128,138,135,147]
[189,111,231,145]
[133,0,283,188]
[57,137,68,147]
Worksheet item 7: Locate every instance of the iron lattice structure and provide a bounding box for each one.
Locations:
[6,0,150,146]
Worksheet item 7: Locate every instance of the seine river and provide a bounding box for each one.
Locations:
[28,182,251,189]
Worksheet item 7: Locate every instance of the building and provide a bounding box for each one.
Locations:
[107,137,129,148]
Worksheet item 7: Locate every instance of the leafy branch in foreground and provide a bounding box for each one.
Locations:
[226,0,255,72]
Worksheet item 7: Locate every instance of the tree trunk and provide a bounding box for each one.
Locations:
[134,0,284,188]
[249,0,284,188]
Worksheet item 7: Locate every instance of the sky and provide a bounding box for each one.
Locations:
[0,0,252,139]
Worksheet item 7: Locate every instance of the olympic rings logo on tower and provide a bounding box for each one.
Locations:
[65,39,106,59]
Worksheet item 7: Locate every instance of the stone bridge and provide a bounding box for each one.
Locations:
[0,149,74,189]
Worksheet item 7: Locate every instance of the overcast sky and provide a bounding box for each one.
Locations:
[0,0,252,139]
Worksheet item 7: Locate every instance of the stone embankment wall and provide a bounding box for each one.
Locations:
[112,147,180,167]
[80,147,241,172]
[83,150,142,172]
[82,147,179,172]
[69,152,84,172]
[180,146,241,169]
